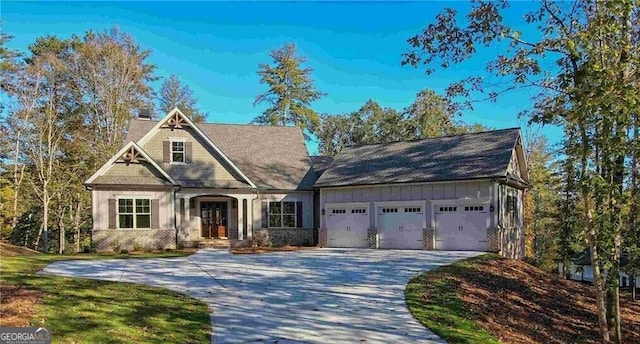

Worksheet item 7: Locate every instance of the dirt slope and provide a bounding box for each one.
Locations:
[453,256,640,343]
[0,242,40,256]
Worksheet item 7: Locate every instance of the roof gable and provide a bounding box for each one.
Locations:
[85,142,177,186]
[135,108,257,188]
[315,128,523,188]
[126,112,315,190]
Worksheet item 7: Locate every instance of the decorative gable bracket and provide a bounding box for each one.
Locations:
[118,145,146,165]
[163,111,190,130]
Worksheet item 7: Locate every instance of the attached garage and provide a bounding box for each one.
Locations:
[325,203,369,248]
[315,128,529,259]
[376,202,425,249]
[434,203,490,251]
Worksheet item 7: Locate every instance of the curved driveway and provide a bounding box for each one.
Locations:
[41,248,480,343]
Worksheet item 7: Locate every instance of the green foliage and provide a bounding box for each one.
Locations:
[316,91,489,156]
[403,1,640,342]
[523,134,563,270]
[253,43,325,137]
[0,252,209,343]
[158,74,206,122]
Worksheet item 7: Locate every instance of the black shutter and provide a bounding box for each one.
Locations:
[163,141,170,163]
[296,201,303,228]
[261,201,268,228]
[185,141,193,163]
[108,199,117,229]
[151,199,160,228]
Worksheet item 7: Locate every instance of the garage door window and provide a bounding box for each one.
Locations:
[351,208,366,214]
[382,208,398,213]
[464,206,484,212]
[438,206,457,212]
[404,207,422,213]
[331,209,346,214]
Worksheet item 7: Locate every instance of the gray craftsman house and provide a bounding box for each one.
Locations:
[85,108,529,258]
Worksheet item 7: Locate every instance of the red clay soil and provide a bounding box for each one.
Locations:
[0,283,42,327]
[455,257,640,343]
[230,246,317,255]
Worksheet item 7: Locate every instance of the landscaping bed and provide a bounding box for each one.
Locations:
[406,254,640,344]
[0,244,210,343]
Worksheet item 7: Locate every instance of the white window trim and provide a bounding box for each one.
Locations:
[116,196,152,229]
[169,138,187,164]
[266,200,298,228]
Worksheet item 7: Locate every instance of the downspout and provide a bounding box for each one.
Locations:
[248,188,260,240]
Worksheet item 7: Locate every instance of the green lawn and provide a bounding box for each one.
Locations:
[405,254,500,344]
[0,251,211,344]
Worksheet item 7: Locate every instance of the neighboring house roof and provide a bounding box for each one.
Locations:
[315,128,523,188]
[126,117,315,190]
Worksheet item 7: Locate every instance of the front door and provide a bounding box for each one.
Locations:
[200,202,228,238]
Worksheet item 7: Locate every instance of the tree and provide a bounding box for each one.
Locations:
[404,89,466,139]
[158,74,206,122]
[402,1,640,342]
[71,27,156,164]
[523,130,561,269]
[316,91,488,156]
[253,43,325,137]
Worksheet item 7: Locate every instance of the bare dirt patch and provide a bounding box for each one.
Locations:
[0,283,42,327]
[230,246,317,255]
[450,256,640,343]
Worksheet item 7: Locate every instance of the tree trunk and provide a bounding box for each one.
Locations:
[632,274,637,302]
[42,192,49,253]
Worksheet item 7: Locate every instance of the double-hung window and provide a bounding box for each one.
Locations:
[268,201,296,228]
[171,141,185,163]
[118,198,151,229]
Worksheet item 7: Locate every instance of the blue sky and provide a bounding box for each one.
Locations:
[3,1,562,154]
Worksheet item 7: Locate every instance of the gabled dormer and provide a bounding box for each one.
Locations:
[85,141,178,186]
[133,108,256,188]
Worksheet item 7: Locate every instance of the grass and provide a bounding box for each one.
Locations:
[406,254,640,344]
[0,249,210,344]
[405,254,500,344]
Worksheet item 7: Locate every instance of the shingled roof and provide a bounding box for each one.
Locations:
[314,128,522,188]
[126,118,315,190]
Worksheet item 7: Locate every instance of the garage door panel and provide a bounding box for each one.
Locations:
[327,207,369,248]
[435,204,488,251]
[378,206,424,250]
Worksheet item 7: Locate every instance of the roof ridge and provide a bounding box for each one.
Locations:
[131,117,300,129]
[342,127,521,149]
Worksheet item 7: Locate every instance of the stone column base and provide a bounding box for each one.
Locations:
[367,228,377,249]
[423,228,435,250]
[318,228,328,247]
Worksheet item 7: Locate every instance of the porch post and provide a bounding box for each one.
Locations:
[183,196,191,235]
[237,197,244,240]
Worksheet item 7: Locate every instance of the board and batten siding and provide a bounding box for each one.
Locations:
[320,180,495,230]
[252,191,314,229]
[140,126,244,184]
[92,189,174,231]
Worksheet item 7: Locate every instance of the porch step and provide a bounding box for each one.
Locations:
[199,239,231,249]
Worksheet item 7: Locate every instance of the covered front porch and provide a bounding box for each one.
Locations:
[176,189,256,247]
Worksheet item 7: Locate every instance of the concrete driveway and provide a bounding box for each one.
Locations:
[41,248,480,343]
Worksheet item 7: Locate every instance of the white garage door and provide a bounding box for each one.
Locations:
[377,206,424,249]
[435,204,488,251]
[326,207,369,248]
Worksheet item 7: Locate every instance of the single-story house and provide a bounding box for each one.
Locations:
[557,251,640,288]
[85,108,529,258]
